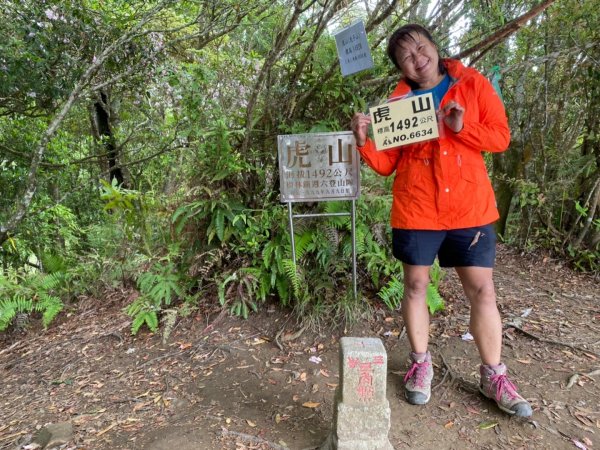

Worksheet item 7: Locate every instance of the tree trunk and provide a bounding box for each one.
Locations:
[92,91,125,187]
[493,153,513,237]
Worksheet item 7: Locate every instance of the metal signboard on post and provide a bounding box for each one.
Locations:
[278,131,360,298]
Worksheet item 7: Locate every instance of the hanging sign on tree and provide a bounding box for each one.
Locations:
[334,21,374,77]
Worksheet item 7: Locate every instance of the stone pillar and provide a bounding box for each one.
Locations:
[320,337,394,450]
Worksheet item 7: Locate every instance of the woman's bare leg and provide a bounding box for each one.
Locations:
[455,266,501,365]
[402,263,432,353]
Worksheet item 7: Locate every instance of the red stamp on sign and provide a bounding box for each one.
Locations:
[347,356,384,401]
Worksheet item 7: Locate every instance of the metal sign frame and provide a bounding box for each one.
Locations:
[278,132,359,299]
[286,200,357,299]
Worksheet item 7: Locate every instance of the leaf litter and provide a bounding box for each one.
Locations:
[0,245,599,449]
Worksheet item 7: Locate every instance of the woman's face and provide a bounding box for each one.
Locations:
[394,32,442,89]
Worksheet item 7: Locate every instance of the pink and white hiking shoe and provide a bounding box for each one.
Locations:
[404,351,433,405]
[479,363,532,417]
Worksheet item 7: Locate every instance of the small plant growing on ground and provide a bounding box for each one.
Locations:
[126,261,186,335]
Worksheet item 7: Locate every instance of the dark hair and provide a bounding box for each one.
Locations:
[386,24,446,84]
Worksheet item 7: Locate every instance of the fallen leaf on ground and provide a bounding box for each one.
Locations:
[478,421,498,430]
[246,419,256,427]
[572,439,587,450]
[465,406,480,415]
[97,422,118,436]
[302,401,320,408]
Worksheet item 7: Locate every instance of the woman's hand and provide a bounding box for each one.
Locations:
[351,113,371,147]
[440,100,465,133]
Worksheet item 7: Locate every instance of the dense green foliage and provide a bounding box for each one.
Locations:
[1,0,598,334]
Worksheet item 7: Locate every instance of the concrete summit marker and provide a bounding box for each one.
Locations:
[320,337,393,450]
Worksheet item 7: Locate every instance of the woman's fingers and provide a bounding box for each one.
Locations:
[351,113,371,128]
[441,101,465,133]
[351,113,371,146]
[442,101,464,115]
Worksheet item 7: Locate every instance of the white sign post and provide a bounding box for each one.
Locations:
[369,93,439,151]
[334,21,374,77]
[278,132,360,298]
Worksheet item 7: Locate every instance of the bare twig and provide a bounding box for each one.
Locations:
[432,367,450,391]
[566,368,600,389]
[398,326,406,341]
[438,351,479,393]
[202,308,228,334]
[219,430,289,450]
[505,322,600,358]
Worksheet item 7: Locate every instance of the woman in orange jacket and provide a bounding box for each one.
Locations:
[351,24,532,417]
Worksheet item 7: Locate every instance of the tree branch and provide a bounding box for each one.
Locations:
[454,0,557,62]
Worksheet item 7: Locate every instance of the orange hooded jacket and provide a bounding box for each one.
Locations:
[357,59,509,230]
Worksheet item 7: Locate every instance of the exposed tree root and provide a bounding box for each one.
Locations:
[220,430,289,449]
[566,368,600,389]
[438,351,479,393]
[505,321,600,358]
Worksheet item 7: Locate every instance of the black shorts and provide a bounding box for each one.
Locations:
[392,224,496,268]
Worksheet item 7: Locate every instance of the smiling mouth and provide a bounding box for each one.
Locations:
[416,60,430,71]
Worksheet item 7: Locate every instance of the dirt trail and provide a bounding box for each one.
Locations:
[1,245,599,450]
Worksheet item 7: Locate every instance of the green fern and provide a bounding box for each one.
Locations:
[378,275,445,314]
[217,272,238,306]
[378,276,404,310]
[282,258,301,298]
[354,227,367,255]
[137,262,183,307]
[294,232,313,260]
[127,261,187,335]
[218,268,261,319]
[0,297,33,331]
[213,208,226,242]
[323,201,350,228]
[41,253,68,274]
[0,272,66,331]
[427,261,445,314]
[131,310,159,335]
[38,295,63,327]
[426,284,445,314]
[30,272,64,292]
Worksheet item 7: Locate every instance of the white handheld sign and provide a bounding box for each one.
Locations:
[369,93,439,150]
